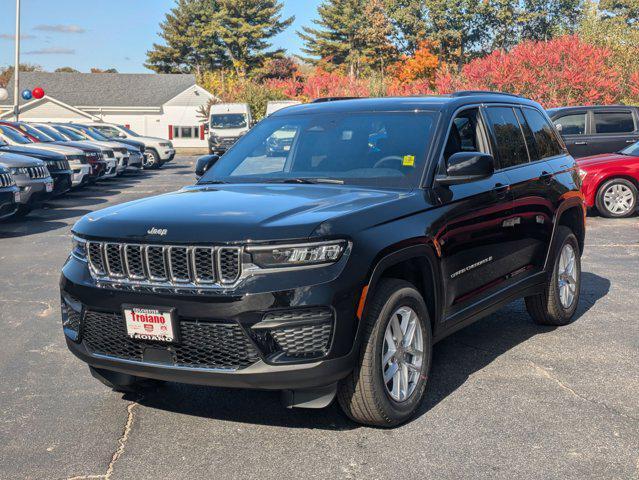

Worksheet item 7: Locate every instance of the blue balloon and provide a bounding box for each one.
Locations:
[21,89,32,100]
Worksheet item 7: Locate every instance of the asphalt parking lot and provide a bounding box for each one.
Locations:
[0,156,637,480]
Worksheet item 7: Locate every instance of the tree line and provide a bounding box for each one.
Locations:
[145,0,638,79]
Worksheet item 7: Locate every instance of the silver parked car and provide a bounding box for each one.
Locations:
[0,151,53,217]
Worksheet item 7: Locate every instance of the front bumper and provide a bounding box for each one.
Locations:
[115,155,129,174]
[100,159,118,179]
[60,254,362,390]
[159,148,175,161]
[50,171,73,196]
[0,187,19,220]
[13,176,53,205]
[72,165,92,187]
[126,153,143,172]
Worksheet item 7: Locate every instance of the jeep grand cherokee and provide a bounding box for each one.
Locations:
[60,93,586,427]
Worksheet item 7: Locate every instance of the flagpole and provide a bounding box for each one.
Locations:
[13,0,21,121]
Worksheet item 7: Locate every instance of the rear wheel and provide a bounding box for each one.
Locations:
[143,149,161,170]
[525,226,581,326]
[337,279,432,427]
[595,178,637,218]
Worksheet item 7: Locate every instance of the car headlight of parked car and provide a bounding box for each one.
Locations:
[9,167,29,176]
[71,236,87,261]
[247,240,348,269]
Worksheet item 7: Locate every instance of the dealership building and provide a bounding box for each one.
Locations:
[0,72,215,148]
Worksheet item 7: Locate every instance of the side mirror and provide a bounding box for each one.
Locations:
[436,152,495,186]
[118,133,127,138]
[555,123,563,133]
[195,154,219,178]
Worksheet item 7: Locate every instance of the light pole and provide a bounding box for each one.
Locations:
[13,0,21,121]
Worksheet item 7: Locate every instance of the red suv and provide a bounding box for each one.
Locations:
[578,142,639,218]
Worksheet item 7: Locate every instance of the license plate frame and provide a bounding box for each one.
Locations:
[122,305,178,343]
[45,182,53,193]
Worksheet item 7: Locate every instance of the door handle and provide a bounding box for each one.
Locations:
[492,183,510,199]
[574,141,588,145]
[626,139,636,143]
[540,170,553,184]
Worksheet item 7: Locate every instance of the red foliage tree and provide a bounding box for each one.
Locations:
[445,35,624,107]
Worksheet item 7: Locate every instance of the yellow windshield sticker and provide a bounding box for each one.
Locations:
[403,155,415,167]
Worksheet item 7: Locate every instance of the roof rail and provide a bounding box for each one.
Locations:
[451,90,523,98]
[311,96,362,103]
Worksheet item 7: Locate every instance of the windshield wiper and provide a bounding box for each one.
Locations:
[269,178,345,185]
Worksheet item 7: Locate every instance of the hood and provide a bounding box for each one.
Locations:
[0,144,66,160]
[577,153,629,169]
[73,184,420,243]
[0,151,45,168]
[132,136,170,144]
[24,143,83,156]
[52,141,101,154]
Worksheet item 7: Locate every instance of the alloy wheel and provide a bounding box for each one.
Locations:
[603,183,634,216]
[557,243,577,309]
[382,306,424,402]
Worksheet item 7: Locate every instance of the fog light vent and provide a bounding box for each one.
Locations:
[261,308,334,360]
[61,296,82,342]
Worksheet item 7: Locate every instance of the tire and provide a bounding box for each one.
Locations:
[337,279,432,427]
[525,226,581,326]
[595,178,638,218]
[13,204,32,218]
[89,366,162,393]
[143,149,161,170]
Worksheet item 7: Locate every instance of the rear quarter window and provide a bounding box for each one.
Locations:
[522,108,564,159]
[594,111,635,134]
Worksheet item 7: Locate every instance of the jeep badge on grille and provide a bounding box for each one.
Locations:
[147,227,168,236]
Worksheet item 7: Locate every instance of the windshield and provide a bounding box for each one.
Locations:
[17,123,54,142]
[53,125,85,141]
[199,111,436,188]
[119,125,139,137]
[34,124,67,141]
[211,113,247,129]
[0,125,32,144]
[74,126,110,142]
[619,141,639,156]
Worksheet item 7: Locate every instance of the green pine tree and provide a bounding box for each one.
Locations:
[600,0,639,25]
[145,0,224,74]
[207,0,294,77]
[299,0,396,78]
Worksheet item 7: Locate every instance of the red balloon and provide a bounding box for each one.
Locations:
[32,87,45,99]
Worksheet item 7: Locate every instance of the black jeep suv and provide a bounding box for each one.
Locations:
[61,93,586,427]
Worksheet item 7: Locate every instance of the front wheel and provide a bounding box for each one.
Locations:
[595,178,637,218]
[525,226,581,326]
[337,279,432,427]
[143,149,161,170]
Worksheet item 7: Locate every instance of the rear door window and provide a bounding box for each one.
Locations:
[593,111,635,134]
[555,113,586,135]
[522,108,564,160]
[484,107,530,169]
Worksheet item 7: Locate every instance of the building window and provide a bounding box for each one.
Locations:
[173,126,199,138]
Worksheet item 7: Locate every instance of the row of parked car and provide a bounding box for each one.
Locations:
[0,121,175,221]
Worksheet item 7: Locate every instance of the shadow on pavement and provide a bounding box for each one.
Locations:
[135,271,610,430]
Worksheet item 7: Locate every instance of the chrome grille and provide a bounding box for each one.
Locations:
[47,160,70,171]
[27,165,49,179]
[218,248,241,284]
[0,173,15,187]
[86,242,242,288]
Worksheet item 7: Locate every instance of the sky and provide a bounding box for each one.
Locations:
[0,0,323,72]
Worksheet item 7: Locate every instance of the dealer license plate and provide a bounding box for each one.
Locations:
[123,306,176,343]
[45,181,53,193]
[14,191,20,203]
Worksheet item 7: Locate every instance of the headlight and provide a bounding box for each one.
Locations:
[247,240,348,269]
[9,167,29,175]
[578,169,588,180]
[71,235,87,261]
[159,142,170,147]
